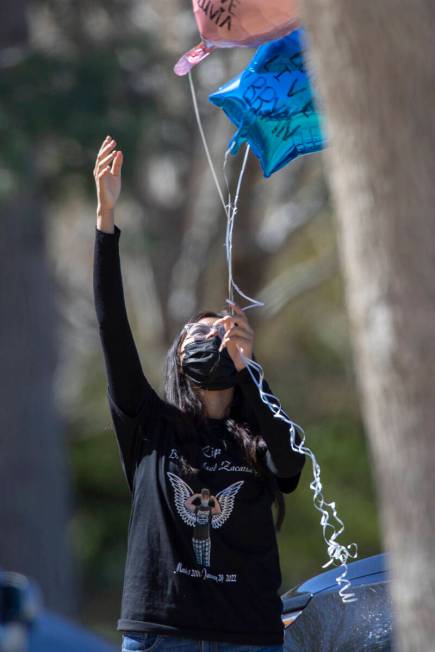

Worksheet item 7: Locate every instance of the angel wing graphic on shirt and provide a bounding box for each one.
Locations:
[166,471,244,529]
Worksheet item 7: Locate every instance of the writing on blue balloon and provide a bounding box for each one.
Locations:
[209,29,325,176]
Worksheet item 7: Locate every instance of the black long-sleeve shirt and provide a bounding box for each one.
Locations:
[93,224,305,646]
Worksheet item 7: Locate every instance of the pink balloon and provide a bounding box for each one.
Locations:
[174,0,300,76]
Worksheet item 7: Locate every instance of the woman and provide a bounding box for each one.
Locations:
[93,135,306,652]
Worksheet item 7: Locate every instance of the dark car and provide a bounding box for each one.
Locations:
[3,555,392,651]
[0,570,117,652]
[280,552,393,651]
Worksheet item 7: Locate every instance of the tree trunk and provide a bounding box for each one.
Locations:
[0,0,77,616]
[299,2,435,650]
[0,198,77,617]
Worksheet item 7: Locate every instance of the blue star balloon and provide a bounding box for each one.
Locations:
[209,29,325,177]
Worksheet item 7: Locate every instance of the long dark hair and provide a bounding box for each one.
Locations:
[163,308,286,531]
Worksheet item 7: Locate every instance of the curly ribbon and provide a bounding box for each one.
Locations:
[188,71,359,603]
[237,352,359,602]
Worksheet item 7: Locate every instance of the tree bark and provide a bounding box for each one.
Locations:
[299,2,435,650]
[0,198,77,617]
[0,0,77,616]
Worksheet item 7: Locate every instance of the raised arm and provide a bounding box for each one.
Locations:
[93,136,153,418]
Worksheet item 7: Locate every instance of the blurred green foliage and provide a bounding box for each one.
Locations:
[0,41,156,203]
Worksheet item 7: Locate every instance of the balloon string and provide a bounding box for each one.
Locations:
[225,144,249,307]
[188,71,264,316]
[223,144,265,314]
[188,70,358,603]
[188,71,228,216]
[238,351,359,603]
[224,145,265,313]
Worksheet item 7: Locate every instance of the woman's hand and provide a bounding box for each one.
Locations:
[207,301,254,371]
[94,135,123,218]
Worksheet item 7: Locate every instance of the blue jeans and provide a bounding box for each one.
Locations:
[121,632,283,652]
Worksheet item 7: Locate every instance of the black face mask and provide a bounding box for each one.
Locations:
[181,334,238,390]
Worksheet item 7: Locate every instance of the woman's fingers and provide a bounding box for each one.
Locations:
[212,315,253,336]
[220,334,252,349]
[98,136,111,153]
[222,325,252,339]
[94,150,114,177]
[97,166,111,180]
[219,333,252,352]
[97,137,116,159]
[205,320,252,341]
[213,316,238,328]
[227,301,249,323]
[96,150,117,173]
[227,301,245,316]
[111,150,123,176]
[93,136,122,212]
[220,326,253,345]
[214,304,251,329]
[96,152,123,181]
[94,139,116,175]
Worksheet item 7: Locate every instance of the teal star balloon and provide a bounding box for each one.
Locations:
[209,29,326,177]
